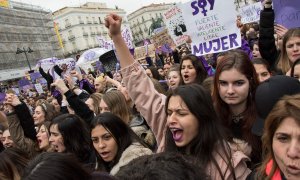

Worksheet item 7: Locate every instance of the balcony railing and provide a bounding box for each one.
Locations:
[87,20,92,24]
[79,20,84,24]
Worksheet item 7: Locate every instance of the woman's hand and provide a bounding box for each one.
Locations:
[51,79,69,94]
[105,13,122,38]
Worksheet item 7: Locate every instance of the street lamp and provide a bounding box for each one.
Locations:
[16,47,34,73]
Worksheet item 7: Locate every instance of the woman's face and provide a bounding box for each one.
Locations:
[181,59,197,84]
[91,125,118,162]
[94,80,105,93]
[252,44,262,58]
[218,68,250,107]
[273,117,300,179]
[253,64,271,83]
[51,99,61,113]
[99,99,110,114]
[286,36,300,63]
[166,96,199,147]
[145,69,153,78]
[49,124,66,152]
[85,98,95,113]
[292,64,300,80]
[36,125,50,150]
[33,106,46,125]
[167,71,180,90]
[113,73,122,82]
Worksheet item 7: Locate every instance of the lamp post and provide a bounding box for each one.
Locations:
[16,47,34,73]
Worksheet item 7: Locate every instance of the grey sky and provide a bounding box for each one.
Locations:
[13,0,189,14]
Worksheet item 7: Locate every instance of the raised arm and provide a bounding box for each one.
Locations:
[105,14,167,151]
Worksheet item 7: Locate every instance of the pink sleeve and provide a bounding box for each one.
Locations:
[121,62,167,151]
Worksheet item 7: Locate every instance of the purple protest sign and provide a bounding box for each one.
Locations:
[273,0,300,28]
[18,79,30,87]
[30,72,42,82]
[0,93,5,103]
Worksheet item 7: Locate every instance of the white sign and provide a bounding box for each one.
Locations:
[121,27,134,49]
[34,83,44,94]
[96,36,115,51]
[96,27,134,50]
[163,4,189,46]
[181,0,241,56]
[239,2,262,24]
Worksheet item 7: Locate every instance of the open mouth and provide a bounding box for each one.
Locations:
[169,128,183,141]
[100,152,110,159]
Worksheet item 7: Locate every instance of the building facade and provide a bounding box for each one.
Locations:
[53,2,128,57]
[127,3,174,46]
[0,1,63,81]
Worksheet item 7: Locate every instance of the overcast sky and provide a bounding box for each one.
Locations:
[13,0,190,14]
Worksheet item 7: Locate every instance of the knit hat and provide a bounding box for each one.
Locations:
[252,75,300,136]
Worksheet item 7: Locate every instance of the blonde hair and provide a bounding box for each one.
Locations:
[102,91,131,124]
[277,28,300,74]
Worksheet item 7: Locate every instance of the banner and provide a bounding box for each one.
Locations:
[163,5,189,46]
[37,57,76,72]
[96,36,115,51]
[54,22,64,49]
[121,27,134,49]
[134,44,156,60]
[96,27,134,50]
[152,29,176,49]
[239,2,262,24]
[273,0,300,29]
[0,0,9,8]
[181,0,241,56]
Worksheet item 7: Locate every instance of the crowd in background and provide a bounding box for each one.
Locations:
[1,0,300,179]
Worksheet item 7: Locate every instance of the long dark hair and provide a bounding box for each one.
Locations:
[179,54,208,85]
[91,112,147,171]
[291,58,300,78]
[165,84,235,179]
[212,50,261,164]
[50,114,92,163]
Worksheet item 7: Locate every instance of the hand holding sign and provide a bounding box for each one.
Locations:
[274,24,288,38]
[51,79,69,94]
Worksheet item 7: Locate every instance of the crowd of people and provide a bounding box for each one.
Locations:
[1,0,300,179]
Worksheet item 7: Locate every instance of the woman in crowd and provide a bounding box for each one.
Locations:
[252,58,272,83]
[100,90,156,149]
[5,94,53,157]
[91,112,152,175]
[278,28,300,74]
[289,58,300,80]
[253,94,300,179]
[179,54,207,85]
[105,13,251,179]
[251,41,262,59]
[33,101,57,126]
[213,50,262,166]
[166,64,180,90]
[85,93,103,116]
[49,114,95,166]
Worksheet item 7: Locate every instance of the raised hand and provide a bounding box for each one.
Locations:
[5,94,22,107]
[105,13,122,38]
[274,24,288,38]
[51,79,69,94]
